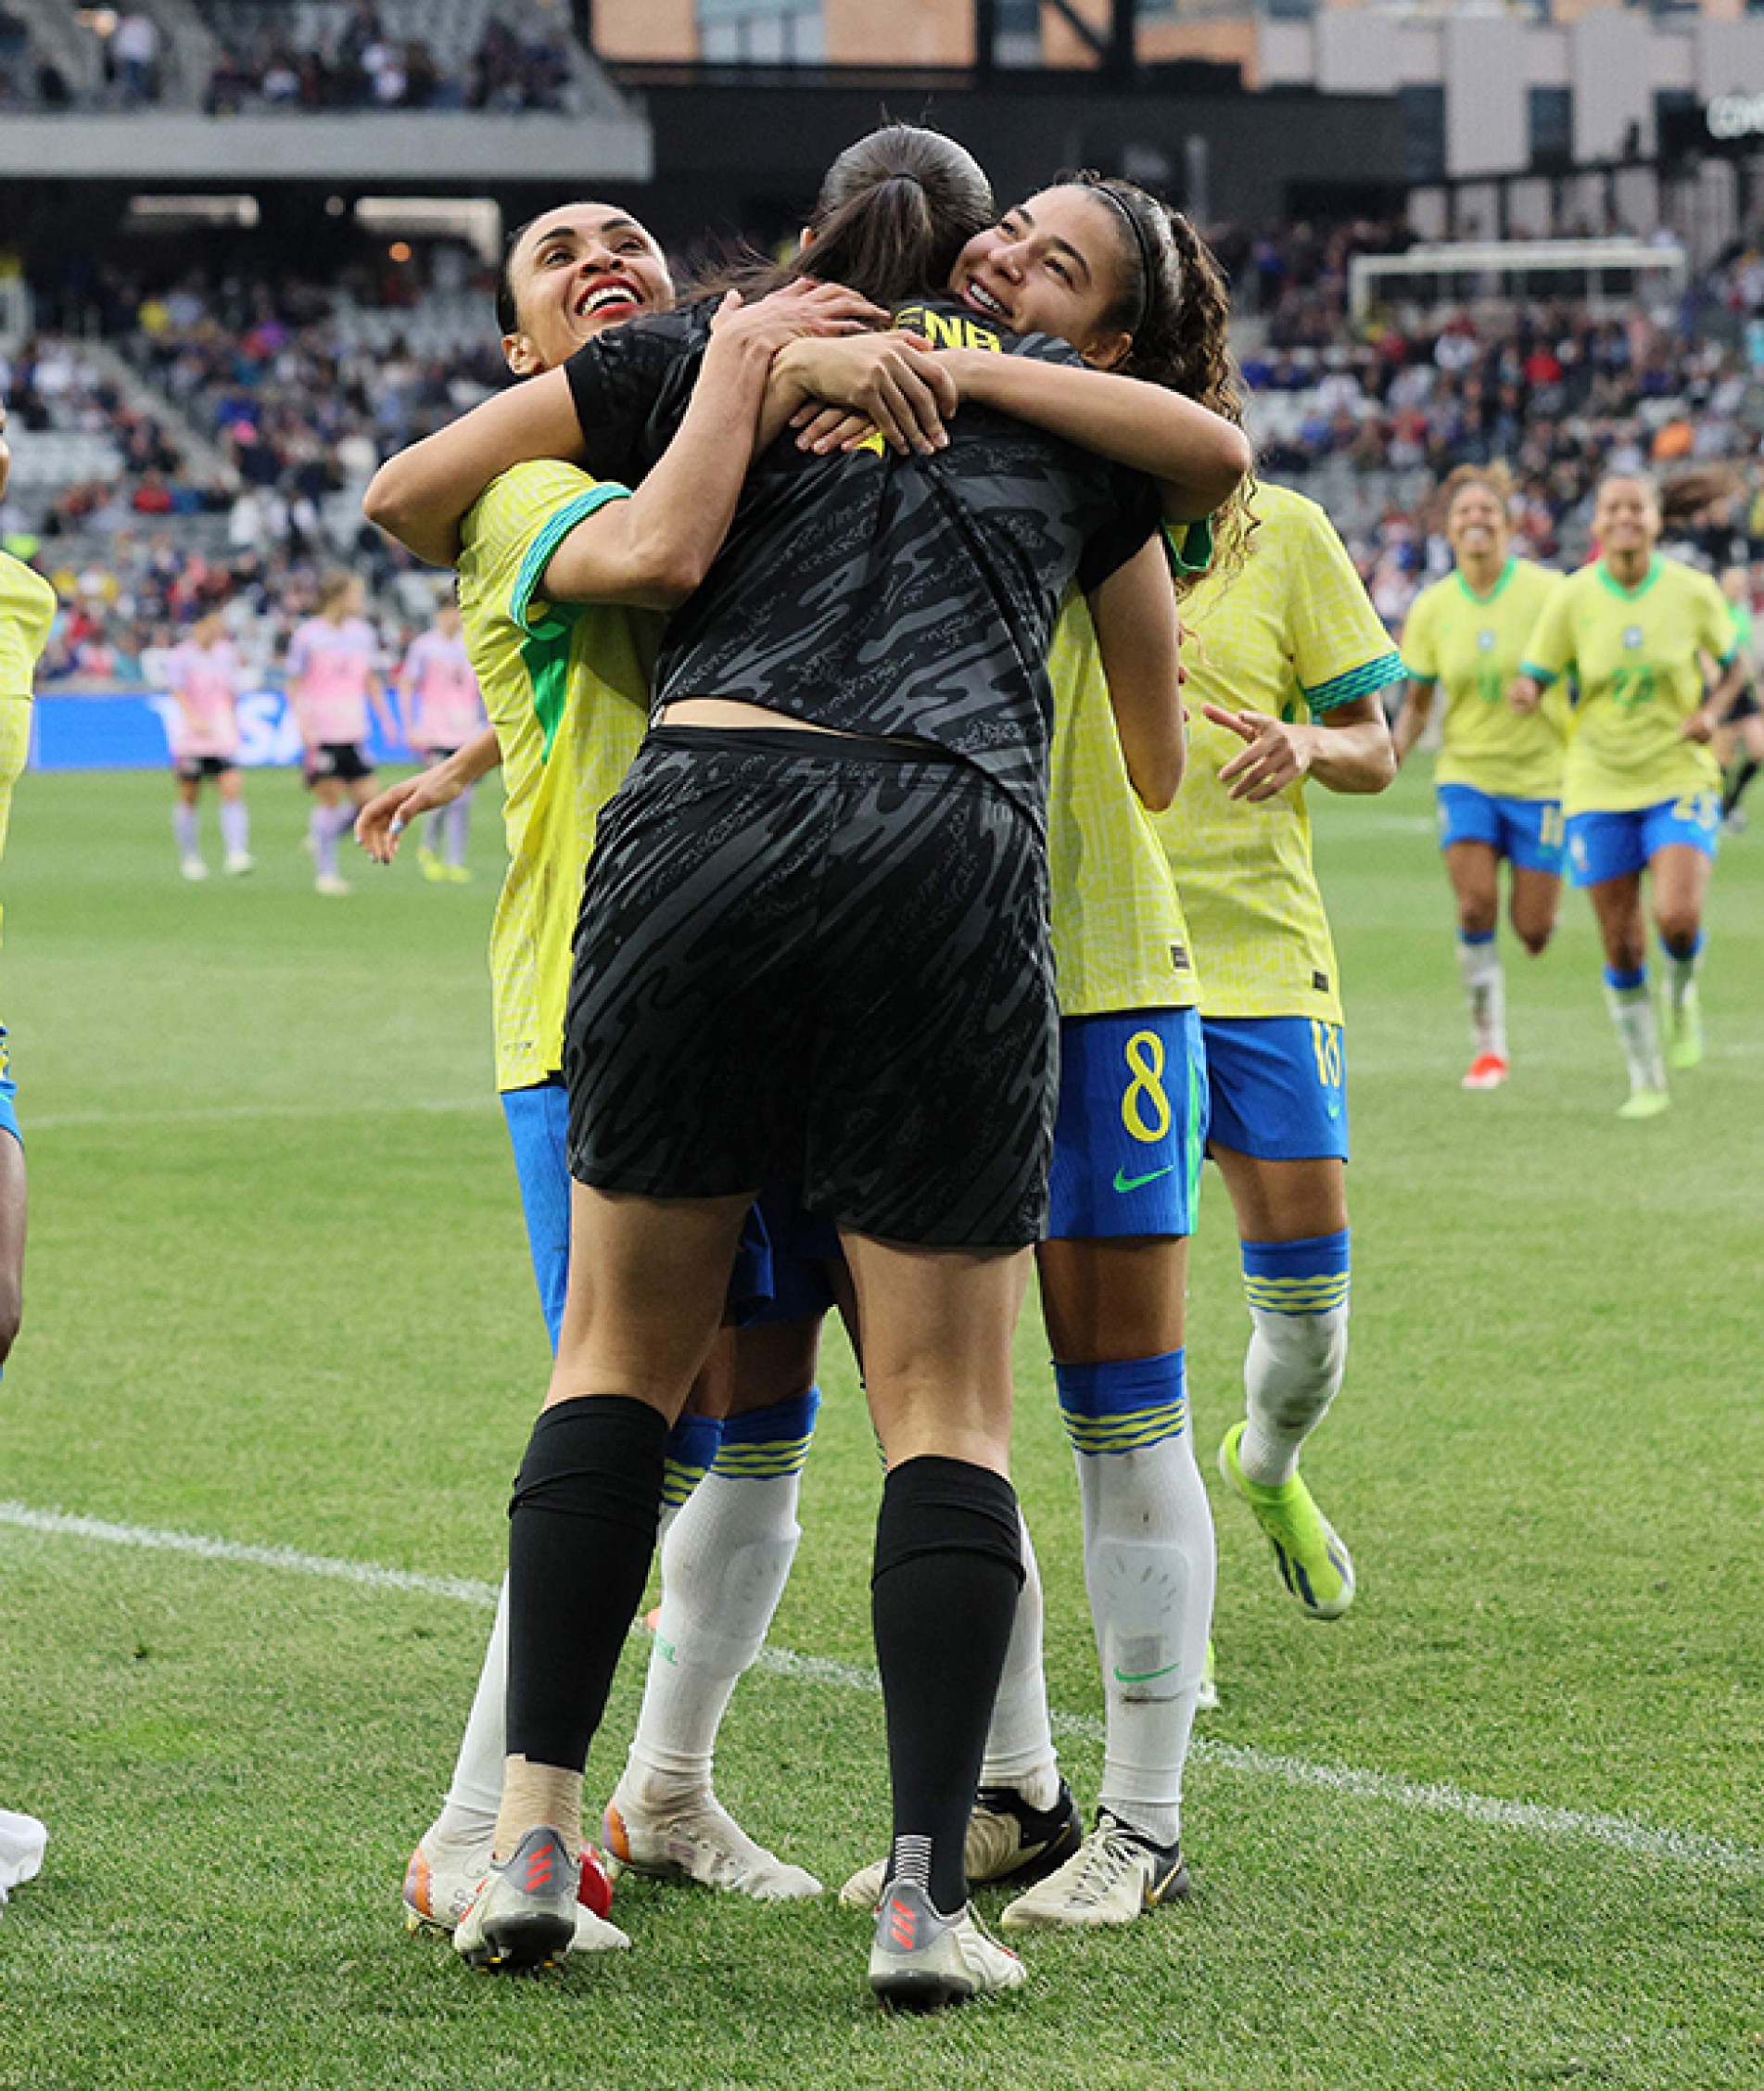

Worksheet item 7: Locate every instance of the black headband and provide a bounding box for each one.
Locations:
[1082,179,1158,337]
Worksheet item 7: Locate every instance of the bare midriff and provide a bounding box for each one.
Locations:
[659,697,850,736]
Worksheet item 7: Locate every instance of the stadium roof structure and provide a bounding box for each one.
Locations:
[0,109,652,185]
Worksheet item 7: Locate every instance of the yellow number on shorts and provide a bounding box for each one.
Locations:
[1121,1031,1173,1144]
[1310,1020,1343,1089]
[1670,792,1720,833]
[1541,804,1565,851]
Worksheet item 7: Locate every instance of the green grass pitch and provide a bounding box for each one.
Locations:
[0,762,1759,2090]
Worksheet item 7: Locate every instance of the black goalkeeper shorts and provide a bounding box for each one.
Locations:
[564,726,1056,1249]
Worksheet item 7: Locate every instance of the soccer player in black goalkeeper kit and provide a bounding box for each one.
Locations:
[369,123,1249,2009]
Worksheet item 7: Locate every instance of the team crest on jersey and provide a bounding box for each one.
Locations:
[1623,626,1644,650]
[1477,629,1496,652]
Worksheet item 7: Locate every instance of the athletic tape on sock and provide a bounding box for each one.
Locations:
[1603,962,1647,995]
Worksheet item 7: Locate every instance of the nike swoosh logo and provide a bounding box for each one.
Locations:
[1113,1164,1176,1194]
[1112,1660,1181,1683]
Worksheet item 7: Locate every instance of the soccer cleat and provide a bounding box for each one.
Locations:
[1196,1637,1219,1713]
[998,1809,1190,1932]
[1666,985,1705,1071]
[403,1827,615,1945]
[442,864,473,884]
[1618,1086,1671,1121]
[868,1880,1024,2012]
[453,1827,628,1970]
[603,1783,821,1900]
[1461,1051,1508,1090]
[223,852,255,876]
[1219,1420,1355,1619]
[313,874,351,897]
[180,856,209,881]
[417,844,447,883]
[839,1779,1083,1912]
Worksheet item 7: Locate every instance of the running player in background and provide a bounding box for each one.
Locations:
[1715,565,1764,832]
[1161,480,1398,1627]
[397,600,486,882]
[160,602,254,881]
[1395,464,1566,1087]
[1512,475,1745,1117]
[286,571,396,897]
[0,398,54,1905]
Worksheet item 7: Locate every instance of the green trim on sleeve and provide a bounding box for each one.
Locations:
[510,483,632,637]
[520,622,576,766]
[1400,665,1436,690]
[1162,515,1216,578]
[1518,661,1559,689]
[1303,649,1405,716]
[1717,646,1740,670]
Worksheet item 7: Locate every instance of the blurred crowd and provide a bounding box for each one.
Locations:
[12,221,1764,681]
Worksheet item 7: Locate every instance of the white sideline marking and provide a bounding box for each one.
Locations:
[24,1096,495,1132]
[5,1500,1759,1882]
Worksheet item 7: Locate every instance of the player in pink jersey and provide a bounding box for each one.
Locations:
[285,571,396,896]
[161,604,253,881]
[398,600,486,883]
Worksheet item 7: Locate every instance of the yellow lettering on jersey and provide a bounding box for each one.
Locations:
[894,304,1003,354]
[853,427,886,457]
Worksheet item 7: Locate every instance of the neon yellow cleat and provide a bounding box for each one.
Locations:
[1219,1420,1355,1619]
[1666,985,1704,1071]
[1618,1086,1671,1121]
[417,844,448,883]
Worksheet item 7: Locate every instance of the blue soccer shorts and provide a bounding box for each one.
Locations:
[1567,793,1721,887]
[1047,1007,1207,1241]
[1437,783,1566,875]
[0,1026,18,1148]
[1202,1015,1349,1163]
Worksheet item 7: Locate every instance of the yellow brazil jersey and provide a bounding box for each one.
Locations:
[1520,554,1736,816]
[457,461,659,1092]
[1402,558,1568,800]
[1156,481,1403,1025]
[1046,589,1199,1017]
[0,550,57,940]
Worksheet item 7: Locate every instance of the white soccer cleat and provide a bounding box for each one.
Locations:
[180,856,209,881]
[999,1810,1191,1932]
[403,1827,620,1953]
[313,874,352,897]
[868,1880,1024,2012]
[223,852,256,876]
[603,1782,822,1900]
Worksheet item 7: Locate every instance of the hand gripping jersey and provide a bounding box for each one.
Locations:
[455,460,657,1092]
[1156,482,1403,1025]
[1402,559,1567,800]
[1046,589,1199,1016]
[401,626,486,750]
[286,614,382,746]
[1520,555,1737,816]
[160,639,244,761]
[562,297,1162,825]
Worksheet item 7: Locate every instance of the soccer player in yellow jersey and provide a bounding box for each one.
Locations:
[1159,478,1398,1629]
[1512,474,1746,1117]
[1396,464,1567,1087]
[0,400,54,1901]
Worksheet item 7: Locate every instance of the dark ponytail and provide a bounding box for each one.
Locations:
[1064,171,1256,579]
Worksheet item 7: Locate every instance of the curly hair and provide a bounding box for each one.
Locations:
[1059,171,1254,586]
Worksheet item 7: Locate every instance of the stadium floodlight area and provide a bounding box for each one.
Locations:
[1349,239,1689,323]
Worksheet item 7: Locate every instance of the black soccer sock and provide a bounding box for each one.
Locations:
[1723,755,1759,818]
[872,1455,1024,1915]
[505,1393,668,1771]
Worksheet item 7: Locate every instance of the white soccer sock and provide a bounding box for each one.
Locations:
[978,1512,1060,1809]
[1240,1301,1350,1488]
[1077,1436,1214,1848]
[1662,937,1703,1015]
[432,1577,511,1846]
[1455,932,1506,1059]
[172,804,200,861]
[219,799,249,857]
[1604,973,1665,1091]
[310,803,349,878]
[623,1468,803,1799]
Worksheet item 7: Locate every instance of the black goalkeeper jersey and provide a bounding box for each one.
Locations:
[563,297,1161,821]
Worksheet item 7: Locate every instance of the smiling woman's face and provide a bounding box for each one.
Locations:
[949,185,1135,370]
[503,203,674,374]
